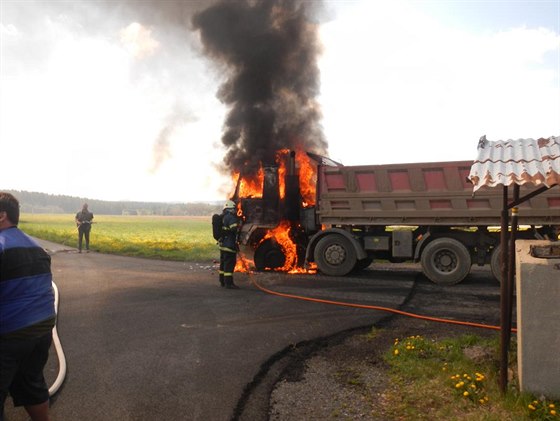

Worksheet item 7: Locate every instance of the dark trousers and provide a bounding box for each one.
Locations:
[78,226,91,251]
[0,332,52,411]
[219,250,237,286]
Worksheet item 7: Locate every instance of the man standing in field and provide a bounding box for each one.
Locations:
[75,203,94,253]
[0,192,56,421]
[219,200,240,289]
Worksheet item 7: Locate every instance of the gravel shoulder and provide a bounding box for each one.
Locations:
[264,265,501,421]
[268,313,496,421]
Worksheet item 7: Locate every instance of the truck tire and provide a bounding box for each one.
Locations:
[254,238,285,271]
[490,244,516,284]
[314,234,357,276]
[490,245,501,282]
[420,238,471,285]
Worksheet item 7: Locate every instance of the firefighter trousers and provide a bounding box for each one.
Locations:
[219,250,237,287]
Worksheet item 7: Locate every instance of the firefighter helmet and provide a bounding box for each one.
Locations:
[223,200,236,210]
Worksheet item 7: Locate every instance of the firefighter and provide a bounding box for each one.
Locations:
[219,200,240,289]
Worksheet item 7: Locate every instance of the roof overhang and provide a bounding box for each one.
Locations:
[469,135,560,192]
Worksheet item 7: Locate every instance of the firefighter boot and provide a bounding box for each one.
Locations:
[219,273,225,287]
[224,276,239,289]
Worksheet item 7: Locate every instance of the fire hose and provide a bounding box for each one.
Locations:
[250,274,517,333]
[49,281,67,396]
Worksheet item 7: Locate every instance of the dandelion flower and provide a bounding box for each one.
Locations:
[550,409,556,416]
[528,404,536,411]
[550,404,556,409]
[463,391,469,397]
[394,349,399,356]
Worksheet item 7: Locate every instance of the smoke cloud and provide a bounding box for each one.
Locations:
[192,0,328,174]
[151,106,198,173]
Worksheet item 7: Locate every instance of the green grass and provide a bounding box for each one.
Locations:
[382,334,559,420]
[19,214,218,261]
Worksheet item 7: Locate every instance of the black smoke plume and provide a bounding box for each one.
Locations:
[192,0,328,174]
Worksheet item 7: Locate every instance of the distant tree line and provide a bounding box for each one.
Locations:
[5,190,222,216]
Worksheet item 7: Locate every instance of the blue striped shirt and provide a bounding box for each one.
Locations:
[0,227,55,335]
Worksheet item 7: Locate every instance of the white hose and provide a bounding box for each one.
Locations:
[49,281,67,396]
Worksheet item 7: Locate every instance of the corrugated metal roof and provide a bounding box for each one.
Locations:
[469,135,560,193]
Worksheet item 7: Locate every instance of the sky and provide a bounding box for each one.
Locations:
[1,0,559,203]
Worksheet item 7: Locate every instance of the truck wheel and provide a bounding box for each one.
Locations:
[254,239,286,271]
[314,234,357,276]
[490,245,501,282]
[421,238,471,285]
[490,244,516,284]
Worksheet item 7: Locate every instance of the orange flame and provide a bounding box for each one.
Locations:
[275,148,316,205]
[278,155,287,199]
[297,152,316,207]
[257,221,317,274]
[261,221,297,271]
[235,253,252,272]
[233,166,265,198]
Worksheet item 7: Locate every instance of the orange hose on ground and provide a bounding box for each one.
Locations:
[250,275,517,333]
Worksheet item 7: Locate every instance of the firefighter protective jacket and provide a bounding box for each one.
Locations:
[219,210,239,253]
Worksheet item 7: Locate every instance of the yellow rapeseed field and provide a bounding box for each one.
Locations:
[19,214,217,261]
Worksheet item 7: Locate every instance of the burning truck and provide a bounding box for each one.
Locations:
[232,148,560,285]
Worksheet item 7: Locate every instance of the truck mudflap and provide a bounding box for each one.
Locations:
[306,228,367,276]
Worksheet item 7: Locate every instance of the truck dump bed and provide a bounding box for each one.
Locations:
[317,161,560,226]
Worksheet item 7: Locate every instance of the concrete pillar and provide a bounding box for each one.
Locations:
[515,240,560,399]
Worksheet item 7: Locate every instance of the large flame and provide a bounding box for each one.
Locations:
[261,221,297,271]
[234,167,265,198]
[232,149,316,202]
[276,148,316,205]
[297,151,316,207]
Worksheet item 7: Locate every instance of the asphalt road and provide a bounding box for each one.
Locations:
[4,241,433,421]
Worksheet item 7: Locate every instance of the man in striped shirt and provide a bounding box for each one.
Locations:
[0,192,55,421]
